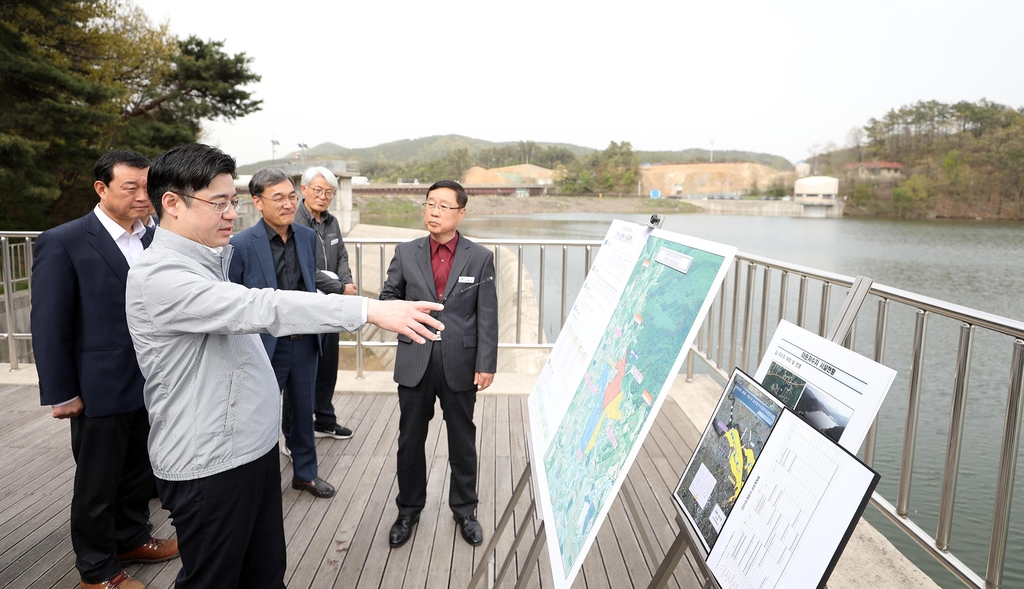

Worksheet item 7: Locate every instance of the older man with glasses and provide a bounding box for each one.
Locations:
[228,168,335,498]
[294,166,356,442]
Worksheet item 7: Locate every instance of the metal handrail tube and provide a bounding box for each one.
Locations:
[379,244,387,342]
[863,299,889,469]
[537,245,545,345]
[777,271,788,325]
[818,282,831,337]
[985,339,1024,589]
[2,238,18,370]
[729,258,740,371]
[937,323,974,551]
[897,310,929,517]
[740,262,755,372]
[758,266,770,362]
[871,493,987,588]
[716,286,725,368]
[516,245,523,344]
[560,246,568,326]
[355,244,364,379]
[797,275,808,328]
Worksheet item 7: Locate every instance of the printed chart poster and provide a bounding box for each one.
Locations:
[529,226,735,589]
[707,410,879,589]
[672,370,784,552]
[754,320,897,452]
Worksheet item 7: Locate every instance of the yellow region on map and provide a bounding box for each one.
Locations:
[725,428,756,502]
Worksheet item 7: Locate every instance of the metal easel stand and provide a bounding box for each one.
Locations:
[646,275,875,589]
[468,462,546,589]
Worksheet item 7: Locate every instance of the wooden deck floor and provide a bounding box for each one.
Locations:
[0,384,705,589]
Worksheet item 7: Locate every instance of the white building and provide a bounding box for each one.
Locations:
[794,176,839,199]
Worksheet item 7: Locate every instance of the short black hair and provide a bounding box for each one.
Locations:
[148,144,236,217]
[94,149,150,185]
[426,180,467,208]
[249,168,292,197]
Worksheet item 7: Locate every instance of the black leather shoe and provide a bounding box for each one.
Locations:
[389,514,419,547]
[454,514,483,546]
[291,477,336,498]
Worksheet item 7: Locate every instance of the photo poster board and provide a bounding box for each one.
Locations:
[707,409,880,589]
[753,320,897,453]
[673,369,786,553]
[527,220,737,589]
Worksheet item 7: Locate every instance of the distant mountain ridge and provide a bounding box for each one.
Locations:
[237,134,792,174]
[237,135,597,174]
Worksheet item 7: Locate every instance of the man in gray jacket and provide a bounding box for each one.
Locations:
[125,143,443,589]
[294,166,355,440]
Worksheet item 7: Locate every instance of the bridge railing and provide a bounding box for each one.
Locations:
[3,230,1022,588]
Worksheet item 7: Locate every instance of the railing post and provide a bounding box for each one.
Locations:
[716,286,725,369]
[897,309,928,517]
[778,270,786,325]
[584,245,592,278]
[729,259,741,371]
[686,348,694,383]
[936,322,974,551]
[354,244,364,380]
[516,245,524,344]
[740,262,755,373]
[758,266,771,363]
[863,298,889,468]
[818,282,831,337]
[2,237,18,370]
[560,245,568,328]
[796,275,808,328]
[985,339,1024,589]
[538,245,546,345]
[379,243,387,343]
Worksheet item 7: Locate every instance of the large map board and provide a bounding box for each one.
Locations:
[528,221,736,589]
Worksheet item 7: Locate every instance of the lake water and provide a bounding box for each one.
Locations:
[446,212,1023,588]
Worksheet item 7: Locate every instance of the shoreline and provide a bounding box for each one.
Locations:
[354,194,701,218]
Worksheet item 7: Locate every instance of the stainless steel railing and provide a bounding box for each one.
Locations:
[4,230,1022,588]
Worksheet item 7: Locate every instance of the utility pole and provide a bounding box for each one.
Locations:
[710,140,714,163]
[271,139,279,165]
[298,143,308,164]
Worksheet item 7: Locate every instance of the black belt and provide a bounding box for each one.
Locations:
[289,334,304,340]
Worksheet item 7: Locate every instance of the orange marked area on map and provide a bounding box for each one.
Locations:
[585,354,628,453]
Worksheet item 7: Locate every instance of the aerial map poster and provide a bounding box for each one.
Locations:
[672,369,785,552]
[528,222,735,589]
[753,320,897,452]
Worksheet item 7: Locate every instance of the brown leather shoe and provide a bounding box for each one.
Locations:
[80,571,146,588]
[117,537,179,564]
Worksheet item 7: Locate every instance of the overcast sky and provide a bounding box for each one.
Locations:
[135,0,1024,167]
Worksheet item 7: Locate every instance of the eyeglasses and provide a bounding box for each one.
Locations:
[174,192,240,214]
[422,202,464,213]
[309,186,335,199]
[255,194,299,206]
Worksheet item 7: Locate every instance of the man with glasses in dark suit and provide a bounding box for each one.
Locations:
[381,180,499,548]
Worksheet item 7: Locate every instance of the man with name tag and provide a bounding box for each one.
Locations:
[380,180,499,547]
[229,168,334,499]
[294,166,356,441]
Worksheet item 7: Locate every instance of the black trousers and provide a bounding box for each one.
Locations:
[396,343,478,518]
[313,331,340,428]
[156,446,285,589]
[69,408,152,583]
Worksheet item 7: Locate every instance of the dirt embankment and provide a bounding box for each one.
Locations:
[640,162,794,196]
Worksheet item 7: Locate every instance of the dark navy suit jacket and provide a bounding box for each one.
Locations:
[30,211,153,418]
[227,220,322,358]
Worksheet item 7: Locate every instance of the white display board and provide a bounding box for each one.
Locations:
[527,220,736,589]
[753,320,896,452]
[707,410,879,589]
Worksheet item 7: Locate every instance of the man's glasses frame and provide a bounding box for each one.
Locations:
[308,186,336,199]
[254,193,299,206]
[421,202,465,213]
[172,191,240,214]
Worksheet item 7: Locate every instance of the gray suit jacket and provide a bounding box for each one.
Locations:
[380,233,498,391]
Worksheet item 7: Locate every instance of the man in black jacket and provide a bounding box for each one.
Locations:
[295,166,355,440]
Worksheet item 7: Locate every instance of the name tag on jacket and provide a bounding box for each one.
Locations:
[458,276,474,283]
[330,238,339,245]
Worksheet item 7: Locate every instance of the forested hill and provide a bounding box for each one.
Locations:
[635,149,793,171]
[815,99,1024,220]
[238,135,596,173]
